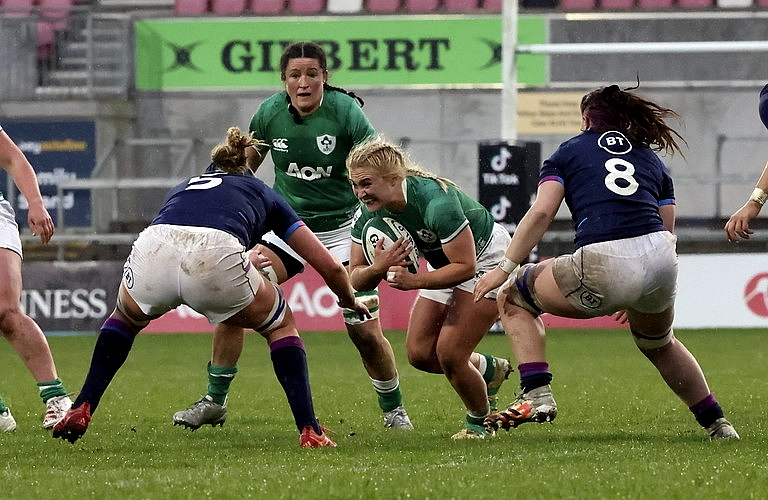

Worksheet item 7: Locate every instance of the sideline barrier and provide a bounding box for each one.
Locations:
[20,253,768,334]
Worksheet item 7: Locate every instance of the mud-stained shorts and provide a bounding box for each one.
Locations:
[420,223,512,305]
[0,198,22,258]
[552,231,678,316]
[123,224,262,324]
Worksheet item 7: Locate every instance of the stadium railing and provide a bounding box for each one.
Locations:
[14,136,213,260]
[165,0,767,14]
[3,0,766,68]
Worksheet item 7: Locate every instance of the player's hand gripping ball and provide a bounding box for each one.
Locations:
[362,216,420,274]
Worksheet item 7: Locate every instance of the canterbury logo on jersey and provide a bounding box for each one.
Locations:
[272,138,288,152]
[317,134,336,155]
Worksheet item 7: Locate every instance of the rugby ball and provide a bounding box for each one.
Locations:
[361,216,420,274]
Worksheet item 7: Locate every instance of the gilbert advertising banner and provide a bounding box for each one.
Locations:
[134,16,547,90]
[20,254,768,335]
[0,121,95,227]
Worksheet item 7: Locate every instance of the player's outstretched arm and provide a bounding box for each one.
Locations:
[286,226,366,316]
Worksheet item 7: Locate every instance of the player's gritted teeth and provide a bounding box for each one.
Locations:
[360,197,378,209]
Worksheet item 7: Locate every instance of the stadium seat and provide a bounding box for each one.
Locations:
[327,0,364,11]
[36,21,56,59]
[600,0,635,8]
[37,0,74,30]
[637,0,673,7]
[366,0,401,11]
[404,0,440,11]
[481,0,501,11]
[676,0,713,6]
[250,0,286,13]
[286,0,326,12]
[2,0,35,17]
[559,0,596,8]
[444,0,480,10]
[174,0,208,14]
[211,0,247,13]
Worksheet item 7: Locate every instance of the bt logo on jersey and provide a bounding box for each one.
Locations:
[744,273,768,317]
[598,131,632,155]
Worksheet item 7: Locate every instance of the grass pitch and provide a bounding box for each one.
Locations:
[2,328,766,499]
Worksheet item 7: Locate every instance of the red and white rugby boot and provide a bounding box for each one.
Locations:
[484,385,557,432]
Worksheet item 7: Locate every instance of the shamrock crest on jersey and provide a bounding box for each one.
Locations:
[415,228,437,244]
[317,134,336,155]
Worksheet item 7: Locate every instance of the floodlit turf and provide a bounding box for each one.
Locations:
[1,328,765,499]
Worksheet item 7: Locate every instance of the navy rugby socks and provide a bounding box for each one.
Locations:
[74,317,138,413]
[270,336,321,434]
[518,361,553,393]
[690,393,725,429]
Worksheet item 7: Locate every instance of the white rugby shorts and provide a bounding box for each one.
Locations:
[123,224,262,324]
[552,230,678,315]
[0,197,22,258]
[420,222,512,305]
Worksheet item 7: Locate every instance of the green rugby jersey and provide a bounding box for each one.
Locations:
[351,176,495,269]
[249,90,375,233]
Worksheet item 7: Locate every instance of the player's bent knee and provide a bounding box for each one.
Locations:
[632,327,674,350]
[499,263,543,317]
[258,264,280,284]
[115,295,150,329]
[343,289,379,325]
[255,282,288,335]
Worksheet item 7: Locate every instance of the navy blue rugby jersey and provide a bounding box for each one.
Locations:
[151,166,304,249]
[540,130,675,249]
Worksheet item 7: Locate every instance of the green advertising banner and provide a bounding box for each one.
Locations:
[135,16,546,90]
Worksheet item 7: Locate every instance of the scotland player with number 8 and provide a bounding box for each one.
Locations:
[475,85,739,440]
[347,139,513,440]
